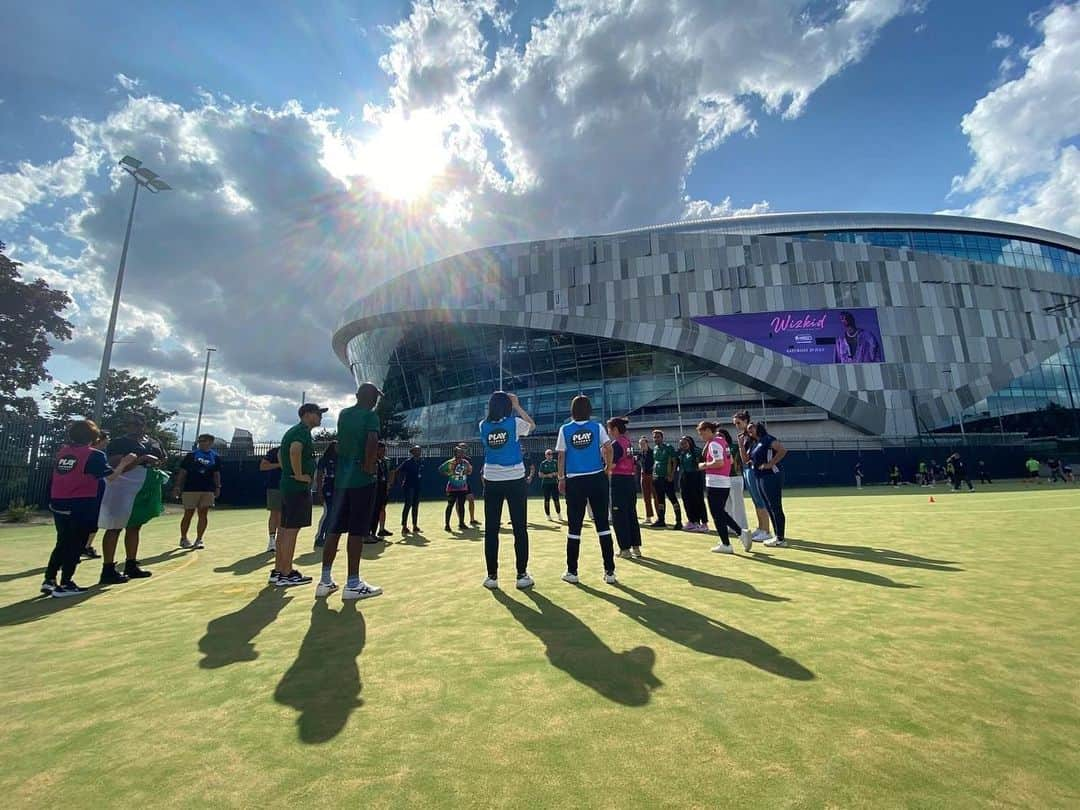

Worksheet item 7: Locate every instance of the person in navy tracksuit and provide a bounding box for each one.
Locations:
[556,395,617,585]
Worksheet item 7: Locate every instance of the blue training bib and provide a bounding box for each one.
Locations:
[562,421,603,475]
[480,417,521,466]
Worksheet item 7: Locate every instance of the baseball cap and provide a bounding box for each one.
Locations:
[298,403,329,417]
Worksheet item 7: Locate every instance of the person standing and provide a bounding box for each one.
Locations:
[97,414,168,584]
[947,452,974,492]
[260,446,283,552]
[313,441,338,548]
[636,437,656,523]
[81,431,110,560]
[441,447,473,532]
[173,434,222,549]
[1047,457,1063,483]
[890,465,901,487]
[369,442,394,540]
[538,448,561,520]
[271,404,325,588]
[42,420,138,597]
[718,428,749,537]
[697,421,752,554]
[318,384,384,600]
[733,411,772,542]
[607,417,643,560]
[978,459,992,485]
[650,429,682,529]
[854,461,864,490]
[918,460,929,487]
[1024,457,1041,483]
[557,395,617,585]
[479,391,535,590]
[747,422,788,548]
[396,445,424,535]
[677,436,708,532]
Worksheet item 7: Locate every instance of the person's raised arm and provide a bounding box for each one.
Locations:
[508,392,536,430]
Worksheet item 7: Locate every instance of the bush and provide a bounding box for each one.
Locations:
[2,498,38,523]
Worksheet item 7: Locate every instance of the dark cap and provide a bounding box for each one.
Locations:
[298,403,329,418]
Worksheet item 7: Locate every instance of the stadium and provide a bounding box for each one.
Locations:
[333,213,1080,442]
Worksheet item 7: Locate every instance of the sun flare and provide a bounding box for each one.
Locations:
[355,111,450,203]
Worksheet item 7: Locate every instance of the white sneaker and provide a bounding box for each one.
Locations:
[561,572,579,584]
[711,544,734,554]
[342,581,383,600]
[603,572,618,585]
[740,529,753,552]
[630,546,642,559]
[483,577,499,590]
[315,580,339,597]
[763,538,788,548]
[179,538,193,549]
[750,530,768,542]
[266,537,276,552]
[617,549,632,559]
[192,539,205,550]
[515,573,534,590]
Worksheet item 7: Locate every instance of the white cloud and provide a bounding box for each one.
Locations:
[991,32,1014,49]
[0,141,101,220]
[114,73,142,91]
[948,2,1080,234]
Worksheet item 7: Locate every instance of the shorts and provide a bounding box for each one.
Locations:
[330,484,376,536]
[1027,469,1040,478]
[181,491,215,510]
[743,468,767,509]
[280,491,313,529]
[266,489,283,511]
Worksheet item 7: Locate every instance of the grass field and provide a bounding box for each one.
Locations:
[1,483,1078,808]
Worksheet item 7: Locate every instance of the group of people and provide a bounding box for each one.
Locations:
[1025,456,1075,483]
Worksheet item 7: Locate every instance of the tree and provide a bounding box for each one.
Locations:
[0,242,73,417]
[44,368,178,443]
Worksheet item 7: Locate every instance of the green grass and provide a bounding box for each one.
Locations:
[1,483,1078,808]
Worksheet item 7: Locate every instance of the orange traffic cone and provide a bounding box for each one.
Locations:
[928,496,936,503]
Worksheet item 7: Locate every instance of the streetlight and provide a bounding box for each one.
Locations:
[194,347,217,447]
[92,155,171,425]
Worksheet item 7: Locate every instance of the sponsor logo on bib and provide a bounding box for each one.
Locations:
[571,430,593,450]
[56,455,78,474]
[487,429,509,450]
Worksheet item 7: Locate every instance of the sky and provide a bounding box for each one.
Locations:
[1,0,1077,441]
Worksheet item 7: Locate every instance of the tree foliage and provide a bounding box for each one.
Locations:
[44,368,178,444]
[0,242,72,417]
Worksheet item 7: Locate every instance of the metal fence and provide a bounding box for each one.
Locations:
[0,416,64,511]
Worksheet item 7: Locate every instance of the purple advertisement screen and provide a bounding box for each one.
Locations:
[693,307,886,365]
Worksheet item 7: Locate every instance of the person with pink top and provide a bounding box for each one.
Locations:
[607,417,643,560]
[697,421,752,555]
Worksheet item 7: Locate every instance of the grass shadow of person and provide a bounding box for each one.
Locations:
[397,533,431,547]
[294,550,324,567]
[633,557,789,602]
[578,582,815,681]
[746,551,919,588]
[274,599,366,744]
[0,566,46,584]
[198,586,293,669]
[783,539,961,572]
[214,551,275,576]
[492,589,661,706]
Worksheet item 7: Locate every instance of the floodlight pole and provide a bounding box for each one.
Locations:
[193,348,216,446]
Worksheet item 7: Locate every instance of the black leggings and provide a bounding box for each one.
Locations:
[483,477,529,578]
[565,471,615,575]
[445,492,467,527]
[756,470,787,540]
[400,486,420,527]
[610,474,642,551]
[542,485,561,515]
[370,487,388,534]
[47,512,93,583]
[705,487,743,545]
[653,477,682,523]
[680,471,707,524]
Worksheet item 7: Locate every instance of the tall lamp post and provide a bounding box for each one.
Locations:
[194,347,217,447]
[92,156,171,425]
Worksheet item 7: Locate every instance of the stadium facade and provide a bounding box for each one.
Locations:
[333,213,1080,441]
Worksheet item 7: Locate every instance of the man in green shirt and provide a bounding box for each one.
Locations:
[650,429,683,529]
[272,403,327,587]
[538,448,561,519]
[318,382,384,601]
[1025,457,1041,484]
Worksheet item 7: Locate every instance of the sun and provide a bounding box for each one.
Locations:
[356,111,450,203]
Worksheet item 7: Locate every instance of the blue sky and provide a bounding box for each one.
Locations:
[1,0,1077,437]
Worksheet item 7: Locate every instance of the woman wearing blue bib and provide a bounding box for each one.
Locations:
[556,395,617,584]
[479,391,536,590]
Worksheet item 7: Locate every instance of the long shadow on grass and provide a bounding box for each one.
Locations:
[397,532,430,547]
[275,599,366,744]
[578,583,814,681]
[785,539,961,572]
[746,551,919,589]
[493,589,661,706]
[198,586,293,668]
[214,551,274,576]
[633,557,789,602]
[0,566,46,583]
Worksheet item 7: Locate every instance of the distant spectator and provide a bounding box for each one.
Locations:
[173,433,222,549]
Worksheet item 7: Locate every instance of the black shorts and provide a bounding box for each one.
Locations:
[280,491,313,529]
[1028,469,1040,478]
[331,484,376,536]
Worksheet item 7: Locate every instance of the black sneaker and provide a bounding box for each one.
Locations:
[470,520,481,526]
[99,566,129,585]
[652,521,668,529]
[124,561,152,579]
[444,524,453,532]
[40,579,57,596]
[313,538,325,549]
[82,546,101,559]
[378,528,393,537]
[673,522,684,531]
[458,523,468,531]
[362,535,381,544]
[53,581,89,598]
[274,569,312,588]
[412,525,421,533]
[268,570,281,586]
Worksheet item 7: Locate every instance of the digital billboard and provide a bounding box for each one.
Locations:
[693,307,885,365]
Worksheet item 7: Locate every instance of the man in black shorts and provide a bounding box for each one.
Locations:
[272,404,326,587]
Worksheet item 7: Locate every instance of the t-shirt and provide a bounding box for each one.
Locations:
[337,404,381,489]
[638,447,654,476]
[678,448,700,474]
[263,447,282,490]
[107,433,164,463]
[375,458,389,492]
[398,457,423,488]
[749,433,780,475]
[480,417,532,481]
[539,458,558,486]
[316,453,337,497]
[180,449,221,492]
[441,458,471,492]
[279,423,315,495]
[653,442,676,478]
[556,420,610,477]
[1025,458,1040,472]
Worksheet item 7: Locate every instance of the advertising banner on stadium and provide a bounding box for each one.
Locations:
[693,307,886,365]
